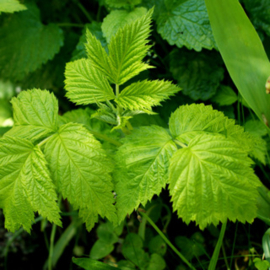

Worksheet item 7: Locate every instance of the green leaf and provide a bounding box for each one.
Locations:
[147,254,166,270]
[243,0,270,36]
[244,119,268,164]
[65,59,115,105]
[253,258,270,270]
[90,240,114,260]
[122,233,149,268]
[169,133,260,229]
[72,22,107,61]
[6,89,58,142]
[0,0,26,13]
[107,8,153,85]
[148,235,167,256]
[169,49,224,100]
[205,0,270,127]
[72,257,121,270]
[116,80,181,111]
[0,136,61,232]
[43,123,117,231]
[115,126,177,222]
[244,120,268,137]
[169,104,253,153]
[102,8,147,44]
[105,0,141,9]
[0,3,63,81]
[85,9,153,85]
[174,235,205,260]
[156,0,216,51]
[211,85,238,106]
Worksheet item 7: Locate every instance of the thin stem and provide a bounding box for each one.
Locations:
[140,212,196,270]
[90,130,122,146]
[174,139,187,148]
[229,221,238,269]
[38,134,54,147]
[126,121,133,132]
[208,221,227,270]
[57,23,84,28]
[48,195,62,270]
[221,243,230,270]
[74,0,93,22]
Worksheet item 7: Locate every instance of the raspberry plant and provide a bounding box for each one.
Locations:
[0,8,263,233]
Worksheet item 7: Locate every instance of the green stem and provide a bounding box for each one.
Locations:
[208,221,227,270]
[48,195,62,270]
[38,134,54,147]
[140,212,196,270]
[221,243,230,270]
[229,221,238,269]
[57,23,84,28]
[174,139,187,148]
[74,0,93,22]
[89,130,122,146]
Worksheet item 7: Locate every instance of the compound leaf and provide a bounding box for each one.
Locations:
[169,49,224,100]
[0,2,63,81]
[65,59,115,105]
[0,0,26,13]
[107,8,153,85]
[169,104,254,153]
[169,133,260,229]
[0,136,61,232]
[115,126,177,222]
[43,123,117,231]
[6,89,58,143]
[102,8,147,44]
[156,0,216,51]
[116,80,181,111]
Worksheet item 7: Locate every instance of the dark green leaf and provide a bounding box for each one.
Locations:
[170,49,224,100]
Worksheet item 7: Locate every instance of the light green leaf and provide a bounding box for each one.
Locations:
[169,49,224,100]
[43,123,117,231]
[85,9,153,85]
[156,0,216,51]
[205,0,270,127]
[107,8,153,85]
[169,133,260,229]
[0,136,61,232]
[169,104,254,153]
[116,80,181,111]
[105,0,141,9]
[0,0,26,13]
[71,22,106,61]
[6,89,58,142]
[65,59,115,105]
[211,85,238,106]
[85,30,112,81]
[115,126,177,222]
[102,8,147,44]
[0,2,63,81]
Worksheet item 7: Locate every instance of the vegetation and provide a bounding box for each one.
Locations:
[0,0,269,269]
